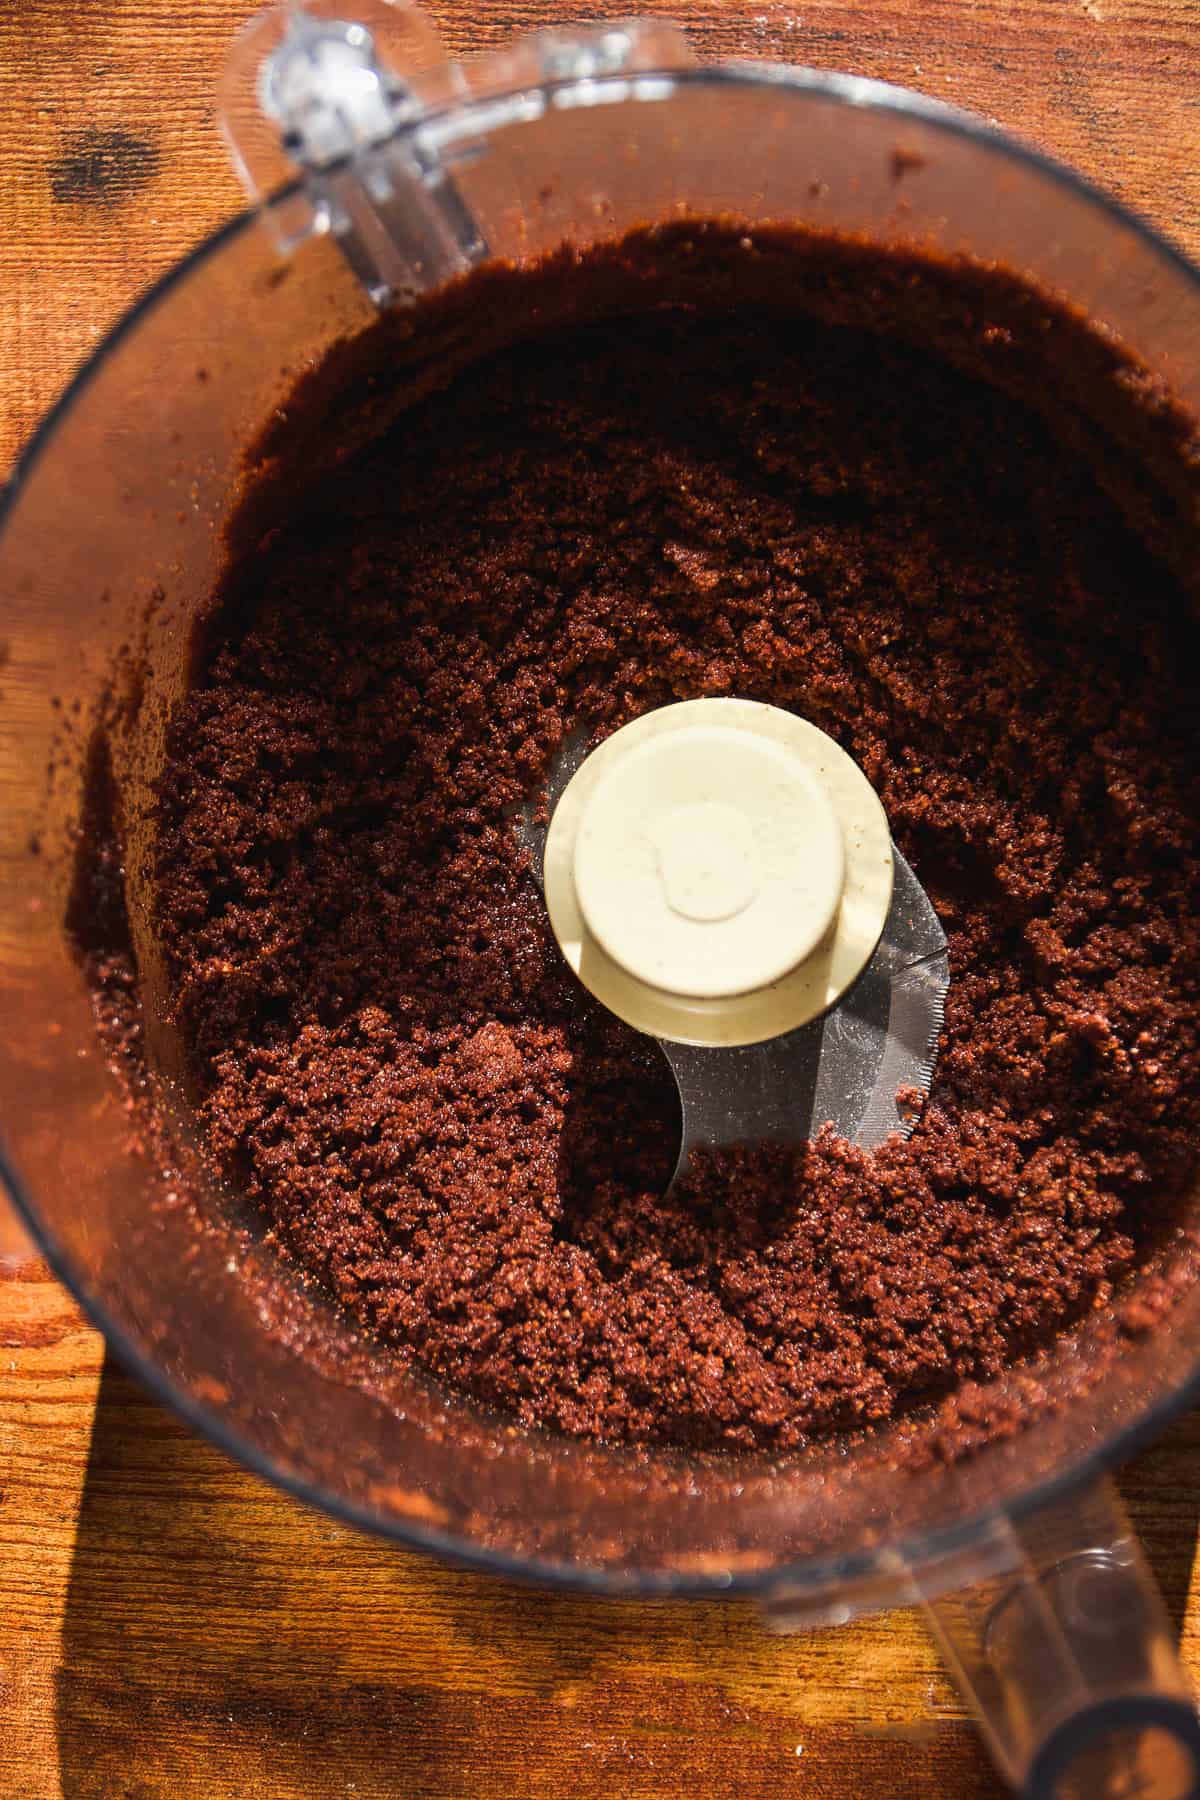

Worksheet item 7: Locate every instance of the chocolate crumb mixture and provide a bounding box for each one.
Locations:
[134,226,1200,1452]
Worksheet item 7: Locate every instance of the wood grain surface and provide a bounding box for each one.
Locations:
[4,2,1200,1795]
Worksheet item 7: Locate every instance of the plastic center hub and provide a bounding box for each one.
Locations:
[542,698,894,1048]
[652,800,758,923]
[572,725,845,999]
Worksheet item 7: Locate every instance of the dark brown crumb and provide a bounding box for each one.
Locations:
[889,146,927,181]
[79,222,1200,1457]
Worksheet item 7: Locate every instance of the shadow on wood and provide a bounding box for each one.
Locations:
[1116,1408,1200,1647]
[52,1354,998,1799]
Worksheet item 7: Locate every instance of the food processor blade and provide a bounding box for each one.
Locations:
[519,731,949,1185]
[662,848,948,1183]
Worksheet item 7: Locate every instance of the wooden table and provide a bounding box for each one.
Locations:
[4,2,1200,1793]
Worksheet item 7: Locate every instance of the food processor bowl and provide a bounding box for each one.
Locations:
[4,8,1200,1793]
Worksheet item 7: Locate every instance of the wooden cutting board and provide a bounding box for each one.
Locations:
[4,3,1200,1794]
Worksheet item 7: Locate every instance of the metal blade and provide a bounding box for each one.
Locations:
[661,848,947,1187]
[518,744,949,1192]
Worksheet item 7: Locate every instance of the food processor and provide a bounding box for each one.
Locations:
[4,5,1200,1793]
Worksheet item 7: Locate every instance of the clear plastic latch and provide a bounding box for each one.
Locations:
[219,3,696,307]
[219,0,487,306]
[260,16,422,168]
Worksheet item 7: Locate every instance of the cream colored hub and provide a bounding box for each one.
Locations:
[543,698,894,1048]
[573,723,845,999]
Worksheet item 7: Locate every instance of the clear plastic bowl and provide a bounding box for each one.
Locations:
[4,22,1200,1793]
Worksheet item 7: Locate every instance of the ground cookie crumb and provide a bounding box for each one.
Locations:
[82,224,1200,1455]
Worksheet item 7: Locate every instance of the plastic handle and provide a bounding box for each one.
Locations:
[914,1476,1200,1798]
[219,3,697,305]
